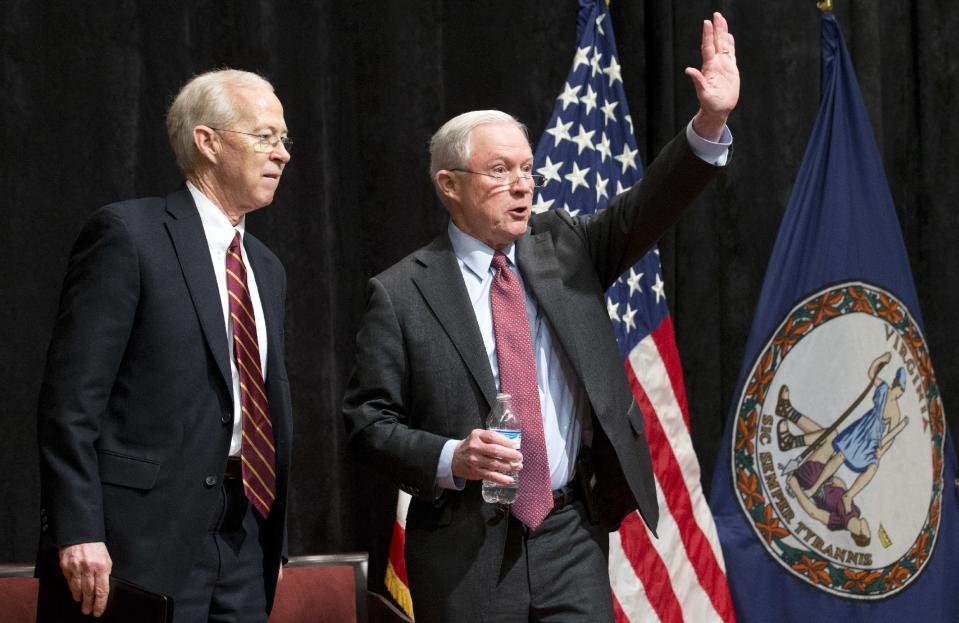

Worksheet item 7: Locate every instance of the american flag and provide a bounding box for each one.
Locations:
[530,1,736,621]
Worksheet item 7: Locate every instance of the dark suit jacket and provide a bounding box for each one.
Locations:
[35,187,292,617]
[342,132,720,621]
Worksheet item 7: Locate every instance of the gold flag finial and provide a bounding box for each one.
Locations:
[817,0,833,11]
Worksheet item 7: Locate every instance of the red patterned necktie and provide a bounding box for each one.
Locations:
[226,231,276,518]
[490,252,553,529]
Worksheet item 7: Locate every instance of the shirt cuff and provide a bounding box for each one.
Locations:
[435,439,466,491]
[685,120,733,167]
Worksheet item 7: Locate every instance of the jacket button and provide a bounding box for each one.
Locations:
[205,476,218,487]
[221,412,232,424]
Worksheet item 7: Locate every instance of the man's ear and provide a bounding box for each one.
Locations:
[193,126,220,165]
[435,170,459,202]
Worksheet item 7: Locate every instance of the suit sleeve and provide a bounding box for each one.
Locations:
[342,277,450,499]
[37,207,140,548]
[579,130,723,290]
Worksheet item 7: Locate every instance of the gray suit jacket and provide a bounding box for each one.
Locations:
[343,132,720,620]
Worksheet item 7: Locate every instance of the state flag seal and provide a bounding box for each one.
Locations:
[732,281,944,599]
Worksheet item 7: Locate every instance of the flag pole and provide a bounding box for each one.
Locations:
[817,0,833,12]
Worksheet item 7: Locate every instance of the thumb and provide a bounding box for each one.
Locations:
[684,67,706,94]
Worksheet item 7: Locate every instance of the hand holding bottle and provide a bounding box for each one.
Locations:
[451,428,523,484]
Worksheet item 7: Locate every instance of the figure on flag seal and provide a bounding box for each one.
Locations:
[778,352,911,549]
[731,281,944,598]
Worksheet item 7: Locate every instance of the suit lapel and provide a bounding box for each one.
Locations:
[412,233,497,409]
[164,188,233,394]
[515,232,584,379]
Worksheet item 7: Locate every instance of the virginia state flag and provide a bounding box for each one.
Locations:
[709,10,959,620]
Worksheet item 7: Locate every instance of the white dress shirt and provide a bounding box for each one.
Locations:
[187,181,268,456]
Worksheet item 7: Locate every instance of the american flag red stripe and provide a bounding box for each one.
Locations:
[609,319,734,622]
[650,316,690,426]
[385,491,414,620]
[612,511,685,622]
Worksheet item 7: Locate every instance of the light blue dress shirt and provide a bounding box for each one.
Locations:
[437,224,591,492]
[434,122,731,492]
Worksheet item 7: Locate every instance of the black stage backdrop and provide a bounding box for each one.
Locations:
[3,0,957,594]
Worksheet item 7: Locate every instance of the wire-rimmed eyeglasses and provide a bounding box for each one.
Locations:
[449,167,546,188]
[210,128,293,154]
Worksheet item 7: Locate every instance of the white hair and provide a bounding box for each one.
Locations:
[428,110,528,178]
[166,69,274,175]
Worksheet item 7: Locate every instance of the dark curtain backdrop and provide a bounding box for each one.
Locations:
[3,0,957,595]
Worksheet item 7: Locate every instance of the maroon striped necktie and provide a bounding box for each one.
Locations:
[226,232,276,518]
[490,252,553,529]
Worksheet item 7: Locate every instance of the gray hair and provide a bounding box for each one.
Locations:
[428,110,528,178]
[166,69,274,175]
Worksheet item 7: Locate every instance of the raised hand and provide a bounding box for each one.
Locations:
[685,12,740,141]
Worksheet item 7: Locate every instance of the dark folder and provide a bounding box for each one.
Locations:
[101,575,174,623]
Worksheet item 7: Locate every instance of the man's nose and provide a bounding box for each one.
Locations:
[510,177,533,194]
[272,142,291,163]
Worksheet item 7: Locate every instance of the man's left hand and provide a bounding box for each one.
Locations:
[685,12,740,140]
[59,541,112,617]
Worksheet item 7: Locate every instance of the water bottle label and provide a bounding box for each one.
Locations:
[493,429,521,451]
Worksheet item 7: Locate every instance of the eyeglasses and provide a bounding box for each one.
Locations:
[210,128,293,154]
[449,167,546,188]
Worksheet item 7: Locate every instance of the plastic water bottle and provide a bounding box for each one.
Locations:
[482,393,521,504]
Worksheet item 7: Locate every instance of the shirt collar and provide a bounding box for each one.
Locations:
[186,180,246,251]
[447,221,516,279]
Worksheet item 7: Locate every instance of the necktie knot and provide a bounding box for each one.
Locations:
[491,252,510,273]
[229,231,241,254]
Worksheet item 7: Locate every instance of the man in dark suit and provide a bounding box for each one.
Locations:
[36,69,293,622]
[343,13,739,622]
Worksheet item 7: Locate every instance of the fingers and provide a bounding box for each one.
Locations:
[482,429,521,453]
[712,12,728,55]
[483,470,518,486]
[92,568,110,617]
[477,431,523,473]
[463,443,523,478]
[67,568,82,602]
[452,429,524,481]
[59,542,112,617]
[702,13,734,60]
[80,570,96,614]
[700,18,715,62]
